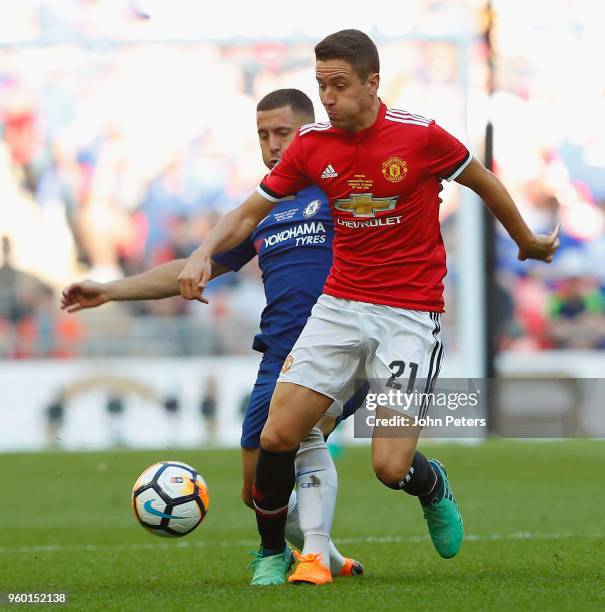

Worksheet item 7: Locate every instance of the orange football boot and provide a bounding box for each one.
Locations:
[288,551,333,585]
[338,557,364,577]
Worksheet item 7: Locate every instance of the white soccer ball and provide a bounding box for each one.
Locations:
[132,461,210,537]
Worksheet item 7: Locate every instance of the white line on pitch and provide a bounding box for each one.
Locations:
[0,531,601,555]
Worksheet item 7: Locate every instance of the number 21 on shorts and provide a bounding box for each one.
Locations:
[386,360,418,392]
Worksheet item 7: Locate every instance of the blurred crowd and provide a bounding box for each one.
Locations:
[489,0,605,350]
[0,0,603,358]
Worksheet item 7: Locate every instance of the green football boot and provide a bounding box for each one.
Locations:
[422,459,463,559]
[248,546,294,586]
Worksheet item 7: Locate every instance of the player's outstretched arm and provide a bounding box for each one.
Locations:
[61,259,230,313]
[455,158,560,262]
[178,191,275,302]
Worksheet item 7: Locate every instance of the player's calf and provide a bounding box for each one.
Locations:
[373,450,463,558]
[241,485,253,509]
[252,447,298,556]
[295,427,336,572]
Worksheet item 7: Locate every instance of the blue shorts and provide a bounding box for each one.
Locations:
[240,352,368,449]
[241,352,283,449]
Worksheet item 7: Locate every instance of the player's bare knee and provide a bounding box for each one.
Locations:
[373,457,414,490]
[374,464,402,489]
[259,426,298,452]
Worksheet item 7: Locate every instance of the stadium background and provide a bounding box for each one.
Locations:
[1,0,604,450]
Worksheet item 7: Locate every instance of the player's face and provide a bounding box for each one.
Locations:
[316,59,379,131]
[257,106,307,170]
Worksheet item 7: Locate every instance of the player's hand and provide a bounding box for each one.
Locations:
[517,223,561,263]
[60,280,109,313]
[177,250,212,303]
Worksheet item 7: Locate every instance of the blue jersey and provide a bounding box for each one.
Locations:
[213,185,332,358]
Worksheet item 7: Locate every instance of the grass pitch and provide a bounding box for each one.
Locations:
[1,440,604,611]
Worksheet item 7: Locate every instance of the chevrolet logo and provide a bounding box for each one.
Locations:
[333,193,399,218]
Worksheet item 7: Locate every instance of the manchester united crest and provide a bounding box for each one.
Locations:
[281,355,294,374]
[381,157,408,183]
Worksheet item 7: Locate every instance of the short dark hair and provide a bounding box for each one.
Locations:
[256,89,315,121]
[315,29,380,81]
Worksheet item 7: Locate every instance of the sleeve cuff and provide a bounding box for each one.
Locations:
[445,151,472,182]
[256,184,283,202]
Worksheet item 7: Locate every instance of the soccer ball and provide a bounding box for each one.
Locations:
[132,461,210,537]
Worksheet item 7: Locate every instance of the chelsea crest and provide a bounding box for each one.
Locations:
[303,199,322,217]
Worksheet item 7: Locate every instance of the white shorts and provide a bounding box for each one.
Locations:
[278,294,443,418]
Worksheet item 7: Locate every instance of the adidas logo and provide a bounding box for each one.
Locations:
[321,164,338,179]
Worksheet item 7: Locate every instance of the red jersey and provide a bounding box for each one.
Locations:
[257,102,471,312]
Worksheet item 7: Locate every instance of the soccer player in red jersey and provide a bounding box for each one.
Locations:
[178,30,560,585]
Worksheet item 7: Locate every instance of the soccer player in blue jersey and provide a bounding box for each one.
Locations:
[61,89,365,583]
